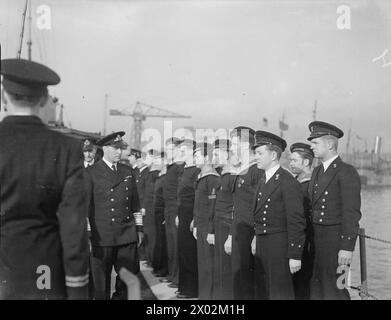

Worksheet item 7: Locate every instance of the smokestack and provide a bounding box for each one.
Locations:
[374,136,382,155]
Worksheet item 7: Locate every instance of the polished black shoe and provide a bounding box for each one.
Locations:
[153,272,168,278]
[176,292,195,299]
[168,283,178,288]
[159,278,171,283]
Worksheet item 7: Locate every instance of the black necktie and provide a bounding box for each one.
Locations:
[112,164,117,172]
[318,166,325,179]
[259,172,266,189]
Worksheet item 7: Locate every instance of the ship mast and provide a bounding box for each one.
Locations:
[17,0,29,59]
[27,0,32,60]
[312,99,317,121]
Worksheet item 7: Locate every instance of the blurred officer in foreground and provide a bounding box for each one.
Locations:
[252,131,306,300]
[0,59,89,299]
[85,132,143,300]
[212,139,234,300]
[193,142,219,300]
[307,121,361,300]
[177,139,200,299]
[289,142,315,299]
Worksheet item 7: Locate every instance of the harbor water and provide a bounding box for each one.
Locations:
[350,186,391,300]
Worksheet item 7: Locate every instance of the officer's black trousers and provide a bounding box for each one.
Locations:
[310,224,351,300]
[196,223,214,300]
[144,206,156,265]
[254,232,294,300]
[152,206,168,274]
[91,242,139,300]
[213,217,233,300]
[164,205,179,285]
[178,205,198,297]
[231,218,255,300]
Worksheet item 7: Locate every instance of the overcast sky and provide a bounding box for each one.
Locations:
[1,0,391,151]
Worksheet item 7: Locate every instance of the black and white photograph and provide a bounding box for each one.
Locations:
[1,0,391,306]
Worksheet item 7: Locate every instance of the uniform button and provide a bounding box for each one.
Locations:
[263,224,266,227]
[321,212,324,216]
[265,205,268,208]
[111,198,114,202]
[126,207,129,210]
[259,192,262,195]
[315,184,318,187]
[341,235,344,239]
[314,191,317,193]
[319,219,323,222]
[126,187,129,190]
[263,230,266,233]
[111,208,115,212]
[257,198,260,201]
[111,218,115,222]
[110,189,114,192]
[126,197,129,200]
[322,199,326,202]
[291,243,294,247]
[322,205,325,209]
[267,199,270,202]
[298,245,302,248]
[347,237,351,240]
[263,211,267,214]
[263,218,266,221]
[325,191,328,195]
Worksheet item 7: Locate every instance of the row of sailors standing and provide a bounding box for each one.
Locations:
[0,57,363,300]
[93,121,361,300]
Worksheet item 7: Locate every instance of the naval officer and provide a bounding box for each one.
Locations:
[0,58,89,299]
[85,131,143,300]
[307,121,362,300]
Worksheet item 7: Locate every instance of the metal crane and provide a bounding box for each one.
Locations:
[109,101,192,149]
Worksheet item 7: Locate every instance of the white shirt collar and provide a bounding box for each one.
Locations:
[84,160,94,168]
[132,164,138,169]
[139,165,148,173]
[322,155,339,172]
[103,157,116,170]
[265,164,281,183]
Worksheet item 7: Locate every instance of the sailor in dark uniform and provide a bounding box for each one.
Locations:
[85,132,143,300]
[152,152,169,277]
[143,149,161,267]
[228,126,264,300]
[128,148,141,176]
[82,138,98,299]
[83,139,97,168]
[252,131,306,300]
[211,139,235,300]
[289,142,315,299]
[307,121,362,300]
[0,58,89,299]
[193,142,220,300]
[134,150,149,262]
[177,139,200,299]
[161,137,185,288]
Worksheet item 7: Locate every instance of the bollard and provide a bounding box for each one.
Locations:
[359,228,368,300]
